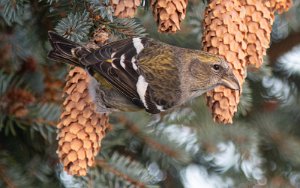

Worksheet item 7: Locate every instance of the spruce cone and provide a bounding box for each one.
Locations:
[4,88,36,118]
[243,0,292,68]
[57,67,111,176]
[202,0,292,124]
[44,79,64,103]
[111,0,141,18]
[151,0,188,33]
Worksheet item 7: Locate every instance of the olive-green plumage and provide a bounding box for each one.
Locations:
[137,43,181,109]
[48,31,240,114]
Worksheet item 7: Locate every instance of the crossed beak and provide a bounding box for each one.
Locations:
[221,70,240,91]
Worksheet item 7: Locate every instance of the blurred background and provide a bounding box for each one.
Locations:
[1,0,300,187]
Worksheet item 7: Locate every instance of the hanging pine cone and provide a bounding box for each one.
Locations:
[4,88,36,118]
[57,67,111,176]
[202,0,292,124]
[151,0,188,33]
[111,0,141,18]
[243,0,292,68]
[203,0,246,124]
[56,25,112,176]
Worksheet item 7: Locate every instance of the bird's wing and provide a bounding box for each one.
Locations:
[81,37,181,113]
[80,37,150,109]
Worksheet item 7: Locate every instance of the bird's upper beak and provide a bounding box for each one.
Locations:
[221,70,240,91]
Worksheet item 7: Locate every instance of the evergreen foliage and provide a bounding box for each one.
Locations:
[0,0,300,187]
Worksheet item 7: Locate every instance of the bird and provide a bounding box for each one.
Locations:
[48,31,240,114]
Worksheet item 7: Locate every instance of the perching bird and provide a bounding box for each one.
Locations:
[48,31,240,114]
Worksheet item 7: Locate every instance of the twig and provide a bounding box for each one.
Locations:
[96,159,145,188]
[117,115,180,159]
[32,118,57,127]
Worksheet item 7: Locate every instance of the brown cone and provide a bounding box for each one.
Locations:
[44,78,64,103]
[111,0,141,18]
[3,88,36,118]
[57,67,111,176]
[151,0,188,33]
[202,0,292,124]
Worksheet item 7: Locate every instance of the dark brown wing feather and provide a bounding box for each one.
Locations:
[80,37,150,108]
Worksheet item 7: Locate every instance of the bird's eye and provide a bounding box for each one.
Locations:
[213,64,220,71]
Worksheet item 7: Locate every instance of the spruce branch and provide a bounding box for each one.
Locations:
[96,152,159,187]
[0,0,28,25]
[114,114,195,170]
[102,18,147,38]
[0,26,44,69]
[0,164,16,188]
[0,71,16,96]
[0,77,58,139]
[96,159,146,188]
[0,113,57,141]
[87,0,114,22]
[55,10,93,42]
[38,0,59,5]
[117,116,180,159]
[256,114,300,168]
[0,152,33,187]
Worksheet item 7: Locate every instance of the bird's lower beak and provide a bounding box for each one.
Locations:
[221,71,240,91]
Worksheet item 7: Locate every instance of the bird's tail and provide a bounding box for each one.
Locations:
[48,31,88,68]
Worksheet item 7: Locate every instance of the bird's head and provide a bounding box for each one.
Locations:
[185,51,240,94]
